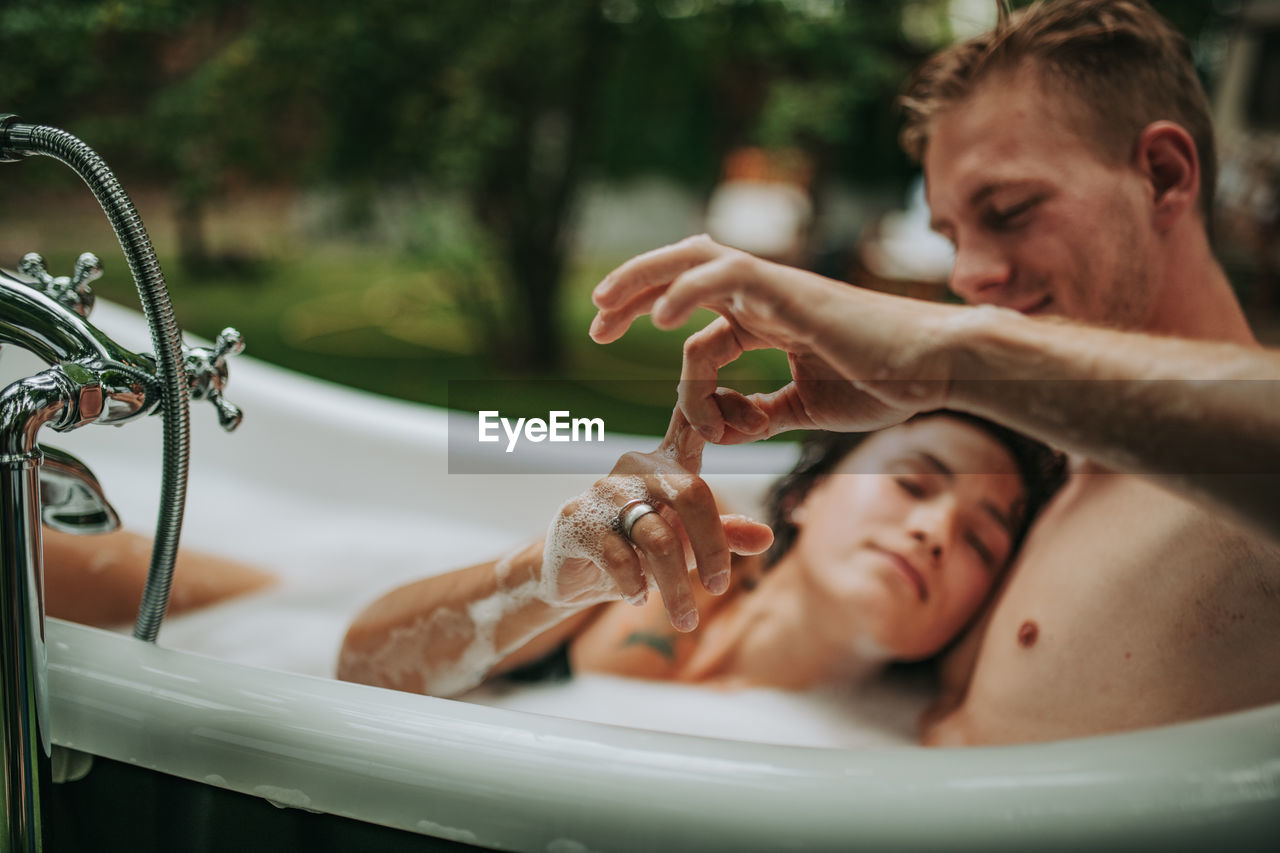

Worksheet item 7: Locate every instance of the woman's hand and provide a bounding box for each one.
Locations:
[540,409,772,632]
[590,235,968,442]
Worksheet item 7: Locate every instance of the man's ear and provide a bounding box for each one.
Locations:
[1134,121,1200,231]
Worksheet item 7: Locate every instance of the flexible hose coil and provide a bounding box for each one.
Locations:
[5,122,188,642]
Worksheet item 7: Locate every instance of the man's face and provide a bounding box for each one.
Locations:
[924,68,1160,329]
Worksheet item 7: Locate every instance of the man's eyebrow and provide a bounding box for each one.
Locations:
[929,184,996,233]
[929,182,1032,233]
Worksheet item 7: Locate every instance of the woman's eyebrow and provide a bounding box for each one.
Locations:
[918,452,953,479]
[912,452,1015,535]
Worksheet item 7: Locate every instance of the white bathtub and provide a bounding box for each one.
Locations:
[12,301,1280,850]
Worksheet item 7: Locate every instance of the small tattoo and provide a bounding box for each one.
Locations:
[622,631,677,660]
[1017,620,1039,648]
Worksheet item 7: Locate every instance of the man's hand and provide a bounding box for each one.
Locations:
[590,235,965,442]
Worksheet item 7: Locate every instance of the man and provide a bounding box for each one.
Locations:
[587,0,1280,744]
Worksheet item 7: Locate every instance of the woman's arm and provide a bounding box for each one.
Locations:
[338,412,774,698]
[337,539,605,697]
[43,527,274,627]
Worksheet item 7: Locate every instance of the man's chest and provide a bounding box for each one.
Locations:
[937,473,1280,742]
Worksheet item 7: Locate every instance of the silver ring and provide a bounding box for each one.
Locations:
[616,499,658,541]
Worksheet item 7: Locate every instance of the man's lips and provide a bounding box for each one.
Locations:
[874,547,929,602]
[1014,295,1054,315]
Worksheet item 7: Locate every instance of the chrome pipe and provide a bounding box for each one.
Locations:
[1,459,49,853]
[0,268,160,428]
[0,115,244,851]
[0,266,146,368]
[1,371,75,853]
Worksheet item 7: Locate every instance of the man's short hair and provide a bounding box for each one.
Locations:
[898,0,1217,221]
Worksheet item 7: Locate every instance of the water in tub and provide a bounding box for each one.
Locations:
[5,303,932,749]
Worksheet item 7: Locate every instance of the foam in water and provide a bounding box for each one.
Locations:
[464,671,935,748]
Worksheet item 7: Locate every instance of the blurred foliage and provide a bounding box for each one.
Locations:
[1,0,925,371]
[1,0,1224,420]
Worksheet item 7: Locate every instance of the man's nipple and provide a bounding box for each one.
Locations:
[1017,619,1039,648]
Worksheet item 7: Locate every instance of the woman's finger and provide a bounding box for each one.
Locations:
[646,472,731,596]
[658,407,706,474]
[593,531,648,606]
[721,514,775,555]
[626,510,699,632]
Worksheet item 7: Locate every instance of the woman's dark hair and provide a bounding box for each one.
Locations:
[762,411,1067,570]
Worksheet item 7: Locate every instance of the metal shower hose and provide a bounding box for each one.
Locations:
[4,122,189,642]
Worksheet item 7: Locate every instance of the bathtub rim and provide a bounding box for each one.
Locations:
[48,617,1280,852]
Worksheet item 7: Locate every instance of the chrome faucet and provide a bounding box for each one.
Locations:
[1,115,244,852]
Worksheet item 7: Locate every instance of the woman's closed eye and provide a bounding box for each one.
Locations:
[894,476,927,498]
[964,529,998,570]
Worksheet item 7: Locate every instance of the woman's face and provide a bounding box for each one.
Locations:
[789,417,1026,661]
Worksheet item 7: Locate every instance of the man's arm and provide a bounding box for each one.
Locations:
[932,310,1280,541]
[590,236,1280,542]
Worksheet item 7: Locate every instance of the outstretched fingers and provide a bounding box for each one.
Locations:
[651,251,758,330]
[589,236,728,342]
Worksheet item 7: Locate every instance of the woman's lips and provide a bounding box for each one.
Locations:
[874,547,929,602]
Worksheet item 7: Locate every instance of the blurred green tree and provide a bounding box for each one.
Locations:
[0,0,303,273]
[5,1,1216,370]
[267,0,915,368]
[2,0,917,370]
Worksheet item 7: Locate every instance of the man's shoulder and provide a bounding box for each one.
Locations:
[1024,470,1278,576]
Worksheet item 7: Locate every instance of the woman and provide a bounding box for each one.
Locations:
[338,409,1064,705]
[44,529,273,627]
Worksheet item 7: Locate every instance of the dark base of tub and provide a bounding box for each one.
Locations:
[49,757,478,852]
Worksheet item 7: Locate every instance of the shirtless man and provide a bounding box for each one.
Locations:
[588,0,1280,744]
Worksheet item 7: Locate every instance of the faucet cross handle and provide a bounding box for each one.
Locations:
[18,251,101,319]
[185,327,245,432]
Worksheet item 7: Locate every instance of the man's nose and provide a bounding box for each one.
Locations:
[948,242,1012,303]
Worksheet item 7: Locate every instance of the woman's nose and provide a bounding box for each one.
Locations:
[909,529,944,562]
[908,494,958,562]
[949,242,1012,303]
